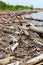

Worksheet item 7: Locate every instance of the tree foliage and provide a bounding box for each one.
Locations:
[0,1,33,10]
[0,1,7,10]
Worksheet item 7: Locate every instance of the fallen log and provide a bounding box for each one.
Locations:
[26,54,43,65]
[11,42,19,51]
[11,38,22,51]
[25,17,43,21]
[37,33,43,38]
[7,63,15,65]
[36,62,43,65]
[29,23,43,33]
[15,61,20,65]
[7,61,20,65]
[19,23,43,33]
[0,24,14,29]
[23,30,29,35]
[0,56,14,65]
[33,40,43,46]
[20,54,43,65]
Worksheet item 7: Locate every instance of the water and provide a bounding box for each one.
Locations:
[31,20,43,26]
[24,12,43,20]
[22,12,43,30]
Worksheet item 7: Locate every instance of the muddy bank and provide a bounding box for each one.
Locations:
[0,11,43,65]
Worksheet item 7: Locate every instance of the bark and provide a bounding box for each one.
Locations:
[26,54,43,65]
[0,56,14,65]
[11,42,19,51]
[29,23,43,33]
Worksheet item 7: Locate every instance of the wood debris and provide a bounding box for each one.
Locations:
[0,56,14,65]
[26,54,43,65]
[0,11,43,65]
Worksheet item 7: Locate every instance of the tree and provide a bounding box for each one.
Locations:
[0,1,7,10]
[30,5,33,10]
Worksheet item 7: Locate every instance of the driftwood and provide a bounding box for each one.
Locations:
[29,23,43,33]
[23,30,29,35]
[6,35,18,50]
[2,29,14,34]
[25,17,43,21]
[26,54,43,65]
[7,61,20,65]
[0,56,14,65]
[7,63,15,65]
[0,24,14,29]
[19,23,43,33]
[9,35,17,42]
[36,62,43,65]
[33,40,43,46]
[20,54,43,65]
[15,61,20,65]
[11,42,19,51]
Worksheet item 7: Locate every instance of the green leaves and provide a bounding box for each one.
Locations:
[0,1,7,10]
[0,1,33,10]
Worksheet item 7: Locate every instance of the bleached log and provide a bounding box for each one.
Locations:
[7,61,20,65]
[9,35,17,42]
[26,54,43,65]
[36,62,43,65]
[23,30,29,35]
[0,24,14,29]
[25,17,43,21]
[34,40,43,46]
[29,23,43,33]
[0,24,10,28]
[19,23,43,33]
[0,56,14,65]
[7,63,15,65]
[15,61,20,65]
[11,42,19,51]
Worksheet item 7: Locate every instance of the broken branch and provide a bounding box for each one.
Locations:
[29,23,43,33]
[26,54,43,65]
[11,42,19,51]
[0,56,14,65]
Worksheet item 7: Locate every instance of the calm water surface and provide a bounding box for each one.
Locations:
[24,12,43,20]
[23,12,43,30]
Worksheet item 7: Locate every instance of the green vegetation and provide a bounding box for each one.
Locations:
[0,1,33,10]
[0,1,7,10]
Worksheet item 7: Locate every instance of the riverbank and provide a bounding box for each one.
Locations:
[0,10,43,65]
[0,9,43,15]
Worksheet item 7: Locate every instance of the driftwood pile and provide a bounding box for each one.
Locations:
[0,11,43,65]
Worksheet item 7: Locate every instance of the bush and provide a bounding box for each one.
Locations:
[0,1,7,10]
[0,1,34,10]
[30,5,33,10]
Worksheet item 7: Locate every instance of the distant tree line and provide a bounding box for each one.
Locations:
[0,1,33,10]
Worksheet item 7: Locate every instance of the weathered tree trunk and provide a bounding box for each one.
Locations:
[0,56,14,65]
[19,54,43,65]
[26,54,43,65]
[11,42,19,51]
[29,24,43,33]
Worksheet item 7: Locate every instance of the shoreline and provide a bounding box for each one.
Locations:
[0,10,43,15]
